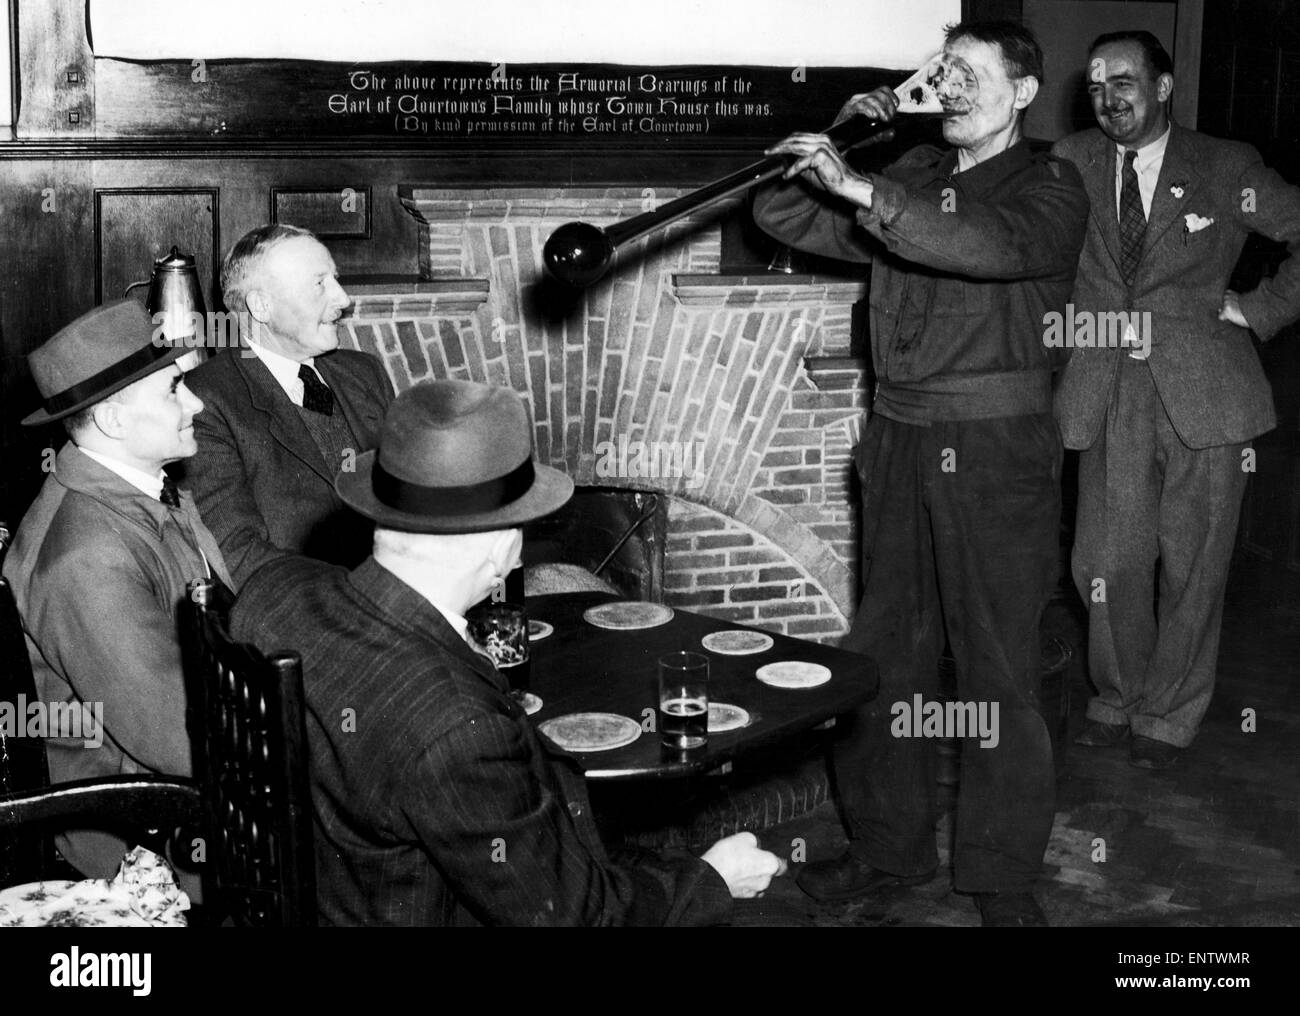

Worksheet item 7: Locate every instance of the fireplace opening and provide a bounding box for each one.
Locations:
[521,487,668,602]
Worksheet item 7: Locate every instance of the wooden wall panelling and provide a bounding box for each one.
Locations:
[1172,0,1203,129]
[0,156,95,523]
[272,186,372,238]
[15,0,92,139]
[1228,40,1281,153]
[1198,1,1300,582]
[216,157,419,280]
[93,189,220,310]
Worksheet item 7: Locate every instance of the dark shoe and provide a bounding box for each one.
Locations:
[796,853,935,903]
[975,891,1048,927]
[1130,735,1181,770]
[1074,719,1130,747]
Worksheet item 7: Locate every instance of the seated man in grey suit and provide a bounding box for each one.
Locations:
[230,379,785,925]
[4,300,233,889]
[180,224,394,585]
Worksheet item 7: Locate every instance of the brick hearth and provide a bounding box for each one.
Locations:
[337,186,869,642]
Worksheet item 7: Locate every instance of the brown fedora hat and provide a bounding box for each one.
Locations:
[337,379,574,534]
[22,299,188,426]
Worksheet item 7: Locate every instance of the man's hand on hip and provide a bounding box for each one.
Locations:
[1218,290,1251,329]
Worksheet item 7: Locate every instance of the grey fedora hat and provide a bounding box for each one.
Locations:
[22,299,188,426]
[336,379,574,533]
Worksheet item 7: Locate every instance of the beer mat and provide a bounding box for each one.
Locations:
[519,692,543,716]
[528,620,553,642]
[701,629,774,655]
[708,702,751,733]
[582,601,674,630]
[539,712,642,751]
[756,661,832,689]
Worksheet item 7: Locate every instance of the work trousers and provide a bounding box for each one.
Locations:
[838,411,1061,892]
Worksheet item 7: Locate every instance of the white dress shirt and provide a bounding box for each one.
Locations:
[77,444,212,575]
[1114,125,1172,220]
[246,340,325,406]
[78,445,166,500]
[428,598,471,646]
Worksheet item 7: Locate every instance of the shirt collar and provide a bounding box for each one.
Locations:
[246,339,315,400]
[428,598,470,645]
[346,558,504,682]
[76,444,166,501]
[358,558,472,644]
[54,444,177,540]
[1116,124,1171,170]
[939,138,1034,197]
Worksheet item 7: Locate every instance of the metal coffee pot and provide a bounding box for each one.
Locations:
[125,246,207,347]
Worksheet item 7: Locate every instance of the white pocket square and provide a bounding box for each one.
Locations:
[1183,213,1215,233]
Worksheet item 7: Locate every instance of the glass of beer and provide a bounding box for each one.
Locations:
[467,602,530,698]
[658,651,709,750]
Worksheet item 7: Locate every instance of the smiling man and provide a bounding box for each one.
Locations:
[753,20,1088,926]
[178,225,394,584]
[4,300,233,885]
[1051,32,1300,770]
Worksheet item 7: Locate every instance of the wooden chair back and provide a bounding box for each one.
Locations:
[182,577,317,927]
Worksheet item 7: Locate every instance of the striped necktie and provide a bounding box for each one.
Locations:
[1118,149,1146,285]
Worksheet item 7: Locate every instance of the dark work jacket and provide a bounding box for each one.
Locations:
[230,555,733,927]
[754,139,1089,424]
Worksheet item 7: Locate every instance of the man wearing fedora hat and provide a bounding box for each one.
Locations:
[4,299,234,885]
[178,224,393,585]
[230,378,785,925]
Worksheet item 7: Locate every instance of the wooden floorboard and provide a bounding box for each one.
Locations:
[749,566,1300,927]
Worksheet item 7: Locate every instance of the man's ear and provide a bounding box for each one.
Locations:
[1156,72,1174,104]
[244,288,271,325]
[491,528,524,570]
[1014,75,1039,112]
[90,398,125,440]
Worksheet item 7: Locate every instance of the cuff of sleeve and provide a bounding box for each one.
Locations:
[1238,288,1284,342]
[855,174,908,230]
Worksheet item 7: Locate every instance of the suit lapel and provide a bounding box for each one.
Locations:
[234,354,333,485]
[316,354,377,449]
[1141,125,1203,258]
[1081,135,1125,276]
[178,494,237,589]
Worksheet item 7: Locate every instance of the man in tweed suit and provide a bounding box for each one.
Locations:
[1052,32,1300,768]
[230,379,784,925]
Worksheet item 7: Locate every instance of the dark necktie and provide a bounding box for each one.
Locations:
[299,364,334,416]
[1118,149,1146,285]
[160,474,181,509]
